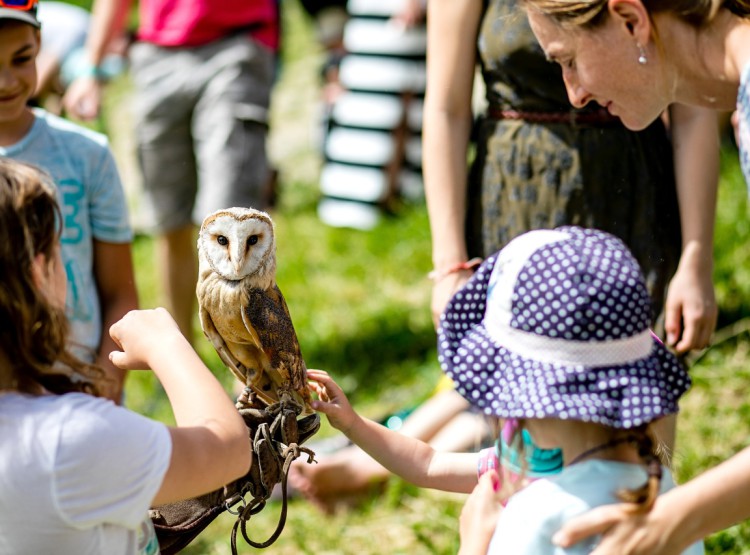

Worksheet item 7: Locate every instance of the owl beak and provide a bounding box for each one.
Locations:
[231,244,245,275]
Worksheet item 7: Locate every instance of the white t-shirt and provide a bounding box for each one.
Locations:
[0,392,171,554]
[488,459,705,555]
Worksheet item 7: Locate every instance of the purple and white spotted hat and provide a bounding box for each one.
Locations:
[437,226,690,429]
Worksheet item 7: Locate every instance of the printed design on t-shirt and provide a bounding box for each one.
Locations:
[59,177,93,323]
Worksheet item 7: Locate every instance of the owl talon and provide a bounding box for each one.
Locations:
[236,386,254,406]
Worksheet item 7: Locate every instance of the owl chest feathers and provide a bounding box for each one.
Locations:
[197,270,259,344]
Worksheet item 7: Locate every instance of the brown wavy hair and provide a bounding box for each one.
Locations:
[0,158,105,396]
[521,0,750,28]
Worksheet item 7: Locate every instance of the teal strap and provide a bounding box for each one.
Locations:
[499,429,563,478]
[76,62,105,81]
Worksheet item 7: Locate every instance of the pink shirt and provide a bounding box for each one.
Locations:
[137,0,278,50]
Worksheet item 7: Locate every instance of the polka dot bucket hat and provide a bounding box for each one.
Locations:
[437,226,690,429]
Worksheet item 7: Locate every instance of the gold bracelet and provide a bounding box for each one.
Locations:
[427,257,483,282]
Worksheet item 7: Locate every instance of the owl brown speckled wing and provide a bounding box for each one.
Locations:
[199,286,313,414]
[240,284,313,414]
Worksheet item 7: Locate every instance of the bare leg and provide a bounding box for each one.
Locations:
[398,388,476,439]
[425,409,491,452]
[289,389,492,512]
[156,225,197,345]
[289,447,388,513]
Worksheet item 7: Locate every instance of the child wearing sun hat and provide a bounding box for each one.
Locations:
[306,225,703,554]
[438,226,704,554]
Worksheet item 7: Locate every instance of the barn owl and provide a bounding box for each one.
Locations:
[197,207,313,415]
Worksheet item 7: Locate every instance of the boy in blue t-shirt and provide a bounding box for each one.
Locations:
[0,1,137,402]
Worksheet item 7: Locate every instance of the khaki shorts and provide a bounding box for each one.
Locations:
[130,34,275,232]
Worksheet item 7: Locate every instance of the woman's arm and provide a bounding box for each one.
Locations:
[308,369,479,493]
[422,0,483,326]
[553,446,750,554]
[665,104,719,353]
[109,308,251,505]
[93,240,138,403]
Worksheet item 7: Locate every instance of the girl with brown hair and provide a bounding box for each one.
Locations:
[0,158,250,554]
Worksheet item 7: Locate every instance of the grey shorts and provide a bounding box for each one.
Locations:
[129,34,275,232]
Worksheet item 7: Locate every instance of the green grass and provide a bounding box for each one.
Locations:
[93,1,750,553]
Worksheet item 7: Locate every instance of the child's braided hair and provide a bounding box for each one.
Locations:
[616,424,663,513]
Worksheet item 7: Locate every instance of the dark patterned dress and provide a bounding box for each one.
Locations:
[465,0,681,326]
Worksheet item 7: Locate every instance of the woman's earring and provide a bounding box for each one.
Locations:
[637,44,648,65]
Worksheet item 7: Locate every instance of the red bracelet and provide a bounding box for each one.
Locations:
[427,257,483,282]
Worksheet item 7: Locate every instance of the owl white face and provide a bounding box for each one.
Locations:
[199,208,275,281]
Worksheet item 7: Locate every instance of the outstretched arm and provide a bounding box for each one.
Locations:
[553,446,750,554]
[308,369,479,493]
[110,308,251,506]
[666,104,718,353]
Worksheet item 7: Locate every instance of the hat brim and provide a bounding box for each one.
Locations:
[437,254,690,429]
[0,8,40,28]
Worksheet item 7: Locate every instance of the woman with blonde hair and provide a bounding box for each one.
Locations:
[517,1,750,553]
[523,0,750,185]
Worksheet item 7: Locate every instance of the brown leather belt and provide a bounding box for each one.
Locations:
[486,105,621,125]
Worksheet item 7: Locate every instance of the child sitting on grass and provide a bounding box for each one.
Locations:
[307,226,704,554]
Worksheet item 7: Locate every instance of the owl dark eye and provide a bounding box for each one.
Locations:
[247,235,259,246]
[217,235,228,246]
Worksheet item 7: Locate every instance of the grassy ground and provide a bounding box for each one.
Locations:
[95,2,750,553]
